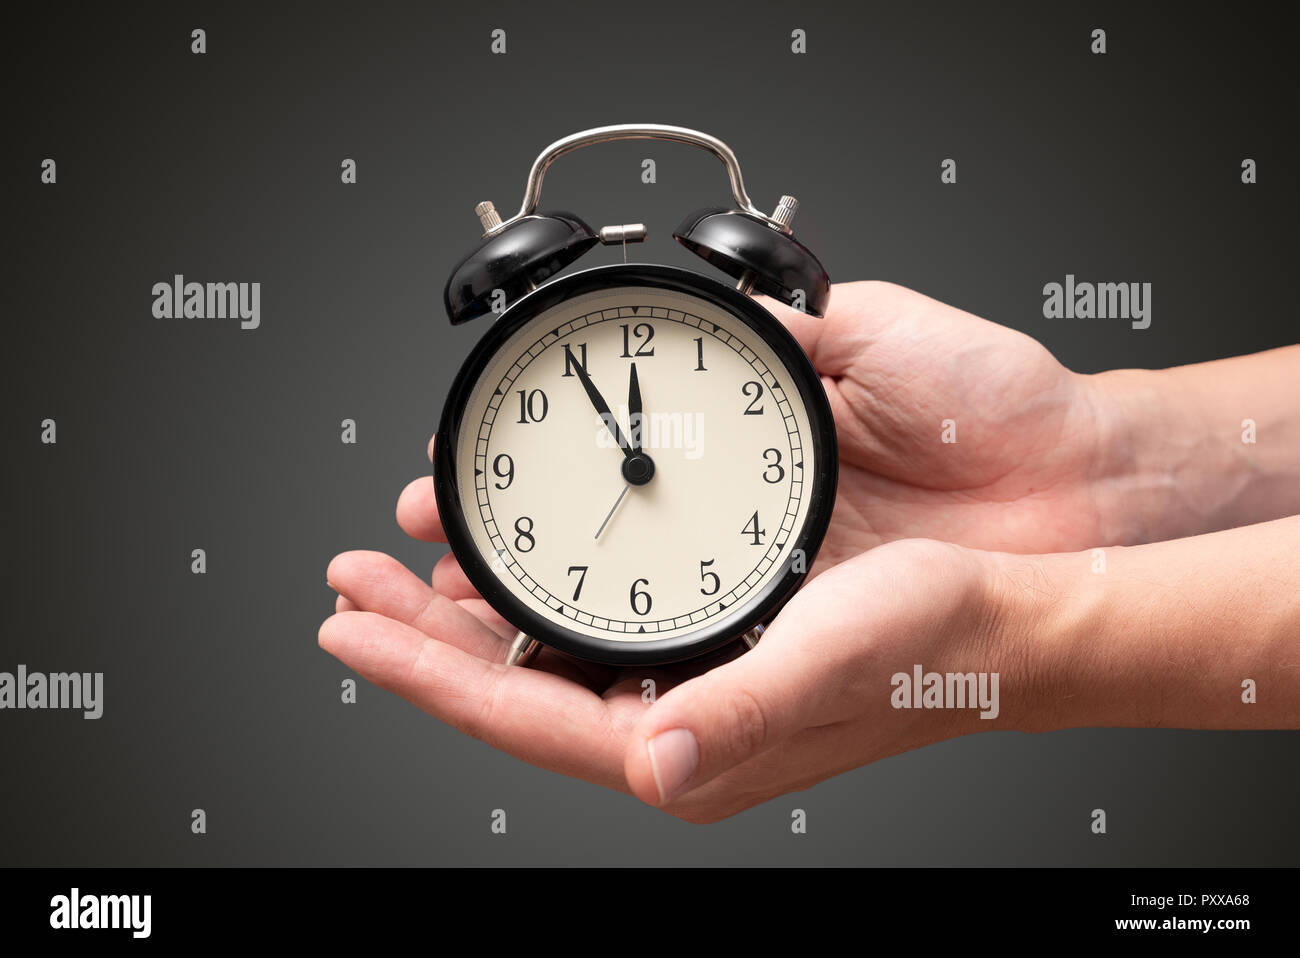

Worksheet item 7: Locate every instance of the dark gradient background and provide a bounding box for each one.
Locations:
[3,2,1296,865]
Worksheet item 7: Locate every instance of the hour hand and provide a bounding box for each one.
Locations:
[571,360,632,457]
[628,362,643,453]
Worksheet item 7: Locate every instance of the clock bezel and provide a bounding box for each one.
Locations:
[433,263,838,666]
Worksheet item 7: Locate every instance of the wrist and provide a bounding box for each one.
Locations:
[938,545,1068,735]
[983,517,1300,734]
[1079,353,1300,544]
[979,546,1108,734]
[1078,366,1221,545]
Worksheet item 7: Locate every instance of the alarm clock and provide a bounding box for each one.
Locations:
[434,124,837,667]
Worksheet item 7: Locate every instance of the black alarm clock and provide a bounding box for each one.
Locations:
[434,124,837,667]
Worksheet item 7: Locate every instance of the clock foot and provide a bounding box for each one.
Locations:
[505,632,543,667]
[740,624,765,650]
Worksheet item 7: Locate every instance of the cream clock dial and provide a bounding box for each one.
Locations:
[436,265,836,665]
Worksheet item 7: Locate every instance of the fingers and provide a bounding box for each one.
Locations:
[625,541,990,813]
[754,282,883,378]
[758,280,946,379]
[454,597,517,642]
[622,630,828,807]
[318,610,625,788]
[432,551,477,600]
[396,475,446,542]
[327,550,501,661]
[661,724,849,824]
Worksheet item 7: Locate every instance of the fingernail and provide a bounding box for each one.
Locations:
[646,728,698,805]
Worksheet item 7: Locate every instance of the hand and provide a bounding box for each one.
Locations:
[321,536,1008,821]
[758,282,1300,558]
[321,279,1065,817]
[320,281,1300,822]
[756,281,1108,561]
[322,512,1300,822]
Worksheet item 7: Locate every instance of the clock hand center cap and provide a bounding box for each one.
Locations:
[621,452,655,486]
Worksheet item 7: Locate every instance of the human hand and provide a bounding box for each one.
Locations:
[751,281,1109,561]
[320,277,1085,819]
[756,281,1300,557]
[319,281,1300,821]
[321,536,1010,821]
[322,511,1300,822]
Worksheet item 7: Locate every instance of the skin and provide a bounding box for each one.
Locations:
[320,281,1300,823]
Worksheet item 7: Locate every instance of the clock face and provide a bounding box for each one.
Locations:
[436,265,836,664]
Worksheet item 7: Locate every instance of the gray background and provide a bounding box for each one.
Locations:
[4,1,1296,865]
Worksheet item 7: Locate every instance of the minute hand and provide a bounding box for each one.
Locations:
[571,362,633,458]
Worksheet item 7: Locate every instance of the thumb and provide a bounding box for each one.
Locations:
[623,635,826,807]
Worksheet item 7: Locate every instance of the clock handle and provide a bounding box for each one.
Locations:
[447,124,829,323]
[508,124,778,230]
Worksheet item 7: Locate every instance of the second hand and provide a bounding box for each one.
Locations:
[594,484,630,540]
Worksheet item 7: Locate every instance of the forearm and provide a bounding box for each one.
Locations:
[993,516,1300,732]
[1082,345,1300,544]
